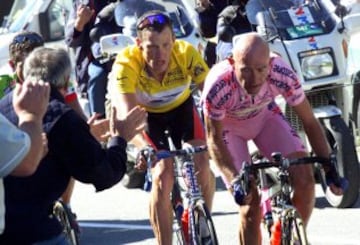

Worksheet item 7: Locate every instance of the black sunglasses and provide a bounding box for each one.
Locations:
[136,13,171,30]
[11,33,44,46]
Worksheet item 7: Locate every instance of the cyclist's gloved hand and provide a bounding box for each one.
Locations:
[325,154,349,195]
[325,168,349,195]
[231,175,247,206]
[135,145,155,171]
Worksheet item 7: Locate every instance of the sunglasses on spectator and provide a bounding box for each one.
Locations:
[11,33,44,46]
[136,13,171,30]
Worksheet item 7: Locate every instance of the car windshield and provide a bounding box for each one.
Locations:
[3,0,43,33]
[114,0,193,38]
[168,6,193,38]
[246,0,336,40]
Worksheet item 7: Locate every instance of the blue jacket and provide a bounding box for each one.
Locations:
[0,88,127,244]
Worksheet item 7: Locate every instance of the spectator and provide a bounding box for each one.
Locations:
[216,3,252,61]
[0,31,44,98]
[0,30,87,224]
[195,0,251,65]
[195,0,230,39]
[0,47,146,244]
[65,0,120,119]
[1,30,87,119]
[0,78,49,234]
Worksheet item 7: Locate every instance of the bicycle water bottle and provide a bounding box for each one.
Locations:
[181,208,190,243]
[270,219,281,245]
[263,210,273,233]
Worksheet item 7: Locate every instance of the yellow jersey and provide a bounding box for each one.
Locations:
[108,40,209,113]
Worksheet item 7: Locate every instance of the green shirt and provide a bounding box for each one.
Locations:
[0,74,16,99]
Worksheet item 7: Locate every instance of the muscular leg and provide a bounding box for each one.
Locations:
[238,179,262,245]
[287,151,316,226]
[149,158,174,245]
[219,127,261,244]
[254,112,315,225]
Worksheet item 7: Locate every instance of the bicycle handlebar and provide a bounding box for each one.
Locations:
[139,145,207,172]
[232,152,344,205]
[155,145,208,160]
[247,155,333,172]
[141,145,207,192]
[140,145,207,164]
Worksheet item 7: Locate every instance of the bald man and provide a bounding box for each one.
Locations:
[201,32,342,244]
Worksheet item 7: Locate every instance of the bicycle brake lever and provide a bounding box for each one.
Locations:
[232,163,252,205]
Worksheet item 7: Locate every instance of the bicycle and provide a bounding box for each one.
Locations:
[233,152,342,245]
[141,131,218,245]
[52,200,80,245]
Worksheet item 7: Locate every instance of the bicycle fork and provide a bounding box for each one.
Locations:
[183,159,203,245]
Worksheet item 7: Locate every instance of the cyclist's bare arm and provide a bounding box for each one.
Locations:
[292,97,331,157]
[205,116,237,185]
[293,98,344,195]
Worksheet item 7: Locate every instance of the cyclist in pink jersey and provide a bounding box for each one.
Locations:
[201,32,344,245]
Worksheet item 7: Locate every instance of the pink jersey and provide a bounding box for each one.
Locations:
[201,56,307,188]
[201,56,305,122]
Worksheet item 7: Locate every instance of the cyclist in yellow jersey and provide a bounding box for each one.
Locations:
[108,10,215,244]
[110,36,207,112]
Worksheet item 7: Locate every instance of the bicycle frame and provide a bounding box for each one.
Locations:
[179,153,205,244]
[261,166,308,245]
[142,132,218,245]
[242,152,337,245]
[52,200,80,245]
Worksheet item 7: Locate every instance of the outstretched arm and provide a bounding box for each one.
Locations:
[112,92,149,148]
[294,97,344,194]
[109,105,147,142]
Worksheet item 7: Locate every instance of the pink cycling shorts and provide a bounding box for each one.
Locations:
[220,108,306,188]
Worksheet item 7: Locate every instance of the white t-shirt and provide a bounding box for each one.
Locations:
[0,113,30,233]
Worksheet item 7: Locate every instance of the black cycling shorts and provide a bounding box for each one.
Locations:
[144,96,205,150]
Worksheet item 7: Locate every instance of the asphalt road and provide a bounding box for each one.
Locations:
[71,166,360,245]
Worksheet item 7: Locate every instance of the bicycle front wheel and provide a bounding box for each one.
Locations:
[190,200,218,245]
[281,209,308,245]
[53,200,80,245]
